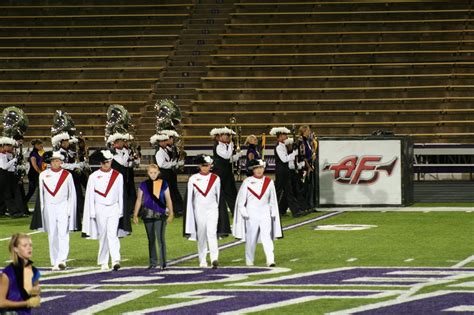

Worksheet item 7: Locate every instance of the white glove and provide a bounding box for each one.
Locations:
[297,161,305,170]
[178,160,185,167]
[170,161,178,167]
[17,165,27,171]
[11,158,18,163]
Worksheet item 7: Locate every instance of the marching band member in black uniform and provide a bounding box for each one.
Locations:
[270,127,304,217]
[210,127,243,216]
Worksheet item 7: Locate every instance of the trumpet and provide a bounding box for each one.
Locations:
[229,116,242,178]
[177,131,187,172]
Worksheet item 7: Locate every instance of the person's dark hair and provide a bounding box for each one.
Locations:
[31,139,43,146]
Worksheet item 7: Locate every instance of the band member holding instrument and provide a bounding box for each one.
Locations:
[210,127,243,217]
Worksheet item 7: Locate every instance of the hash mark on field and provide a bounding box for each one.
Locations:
[404,258,415,262]
[232,258,243,262]
[290,258,300,262]
[346,258,358,262]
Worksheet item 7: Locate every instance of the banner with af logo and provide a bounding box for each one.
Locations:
[318,137,413,206]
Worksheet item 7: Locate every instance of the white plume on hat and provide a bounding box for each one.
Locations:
[106,132,128,144]
[248,159,267,170]
[51,151,65,161]
[284,137,294,146]
[51,132,70,147]
[160,130,179,138]
[210,127,235,136]
[69,136,79,144]
[0,136,16,146]
[150,133,169,145]
[101,150,114,161]
[269,127,291,136]
[204,155,213,164]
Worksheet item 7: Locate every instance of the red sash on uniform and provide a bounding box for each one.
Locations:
[247,176,271,200]
[43,170,69,197]
[94,170,119,197]
[193,173,218,197]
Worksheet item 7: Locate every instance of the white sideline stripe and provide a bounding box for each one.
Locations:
[0,231,42,242]
[450,281,474,288]
[317,207,474,212]
[452,255,474,268]
[444,305,474,312]
[168,211,344,266]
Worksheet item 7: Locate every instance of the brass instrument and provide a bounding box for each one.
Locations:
[14,141,26,180]
[229,116,242,179]
[290,124,299,173]
[77,132,91,175]
[261,133,266,161]
[177,131,187,172]
[127,123,141,167]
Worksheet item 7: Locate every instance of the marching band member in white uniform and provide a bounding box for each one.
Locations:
[233,159,283,267]
[185,154,226,268]
[38,151,76,271]
[82,150,124,271]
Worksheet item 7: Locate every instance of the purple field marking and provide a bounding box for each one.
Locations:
[330,291,474,314]
[239,267,474,287]
[125,289,396,315]
[40,266,287,286]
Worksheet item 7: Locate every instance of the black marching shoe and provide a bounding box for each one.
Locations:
[113,263,121,271]
[147,265,157,270]
[212,260,219,269]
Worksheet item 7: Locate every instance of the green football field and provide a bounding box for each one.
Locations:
[0,205,473,314]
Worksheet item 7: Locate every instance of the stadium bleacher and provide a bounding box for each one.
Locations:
[0,0,473,145]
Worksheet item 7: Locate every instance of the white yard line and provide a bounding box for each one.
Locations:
[452,255,474,268]
[0,231,42,242]
[317,207,474,212]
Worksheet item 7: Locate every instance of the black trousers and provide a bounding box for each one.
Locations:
[303,170,317,209]
[25,173,39,203]
[275,169,301,216]
[160,168,183,216]
[144,218,167,267]
[215,168,237,216]
[0,170,26,217]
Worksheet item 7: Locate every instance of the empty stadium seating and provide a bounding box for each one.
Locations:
[184,0,474,143]
[1,1,473,145]
[0,1,193,144]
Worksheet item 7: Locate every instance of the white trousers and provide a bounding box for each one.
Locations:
[245,214,274,265]
[96,205,121,265]
[195,207,219,266]
[44,202,70,266]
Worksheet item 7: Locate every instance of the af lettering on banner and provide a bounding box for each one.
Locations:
[319,140,402,205]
